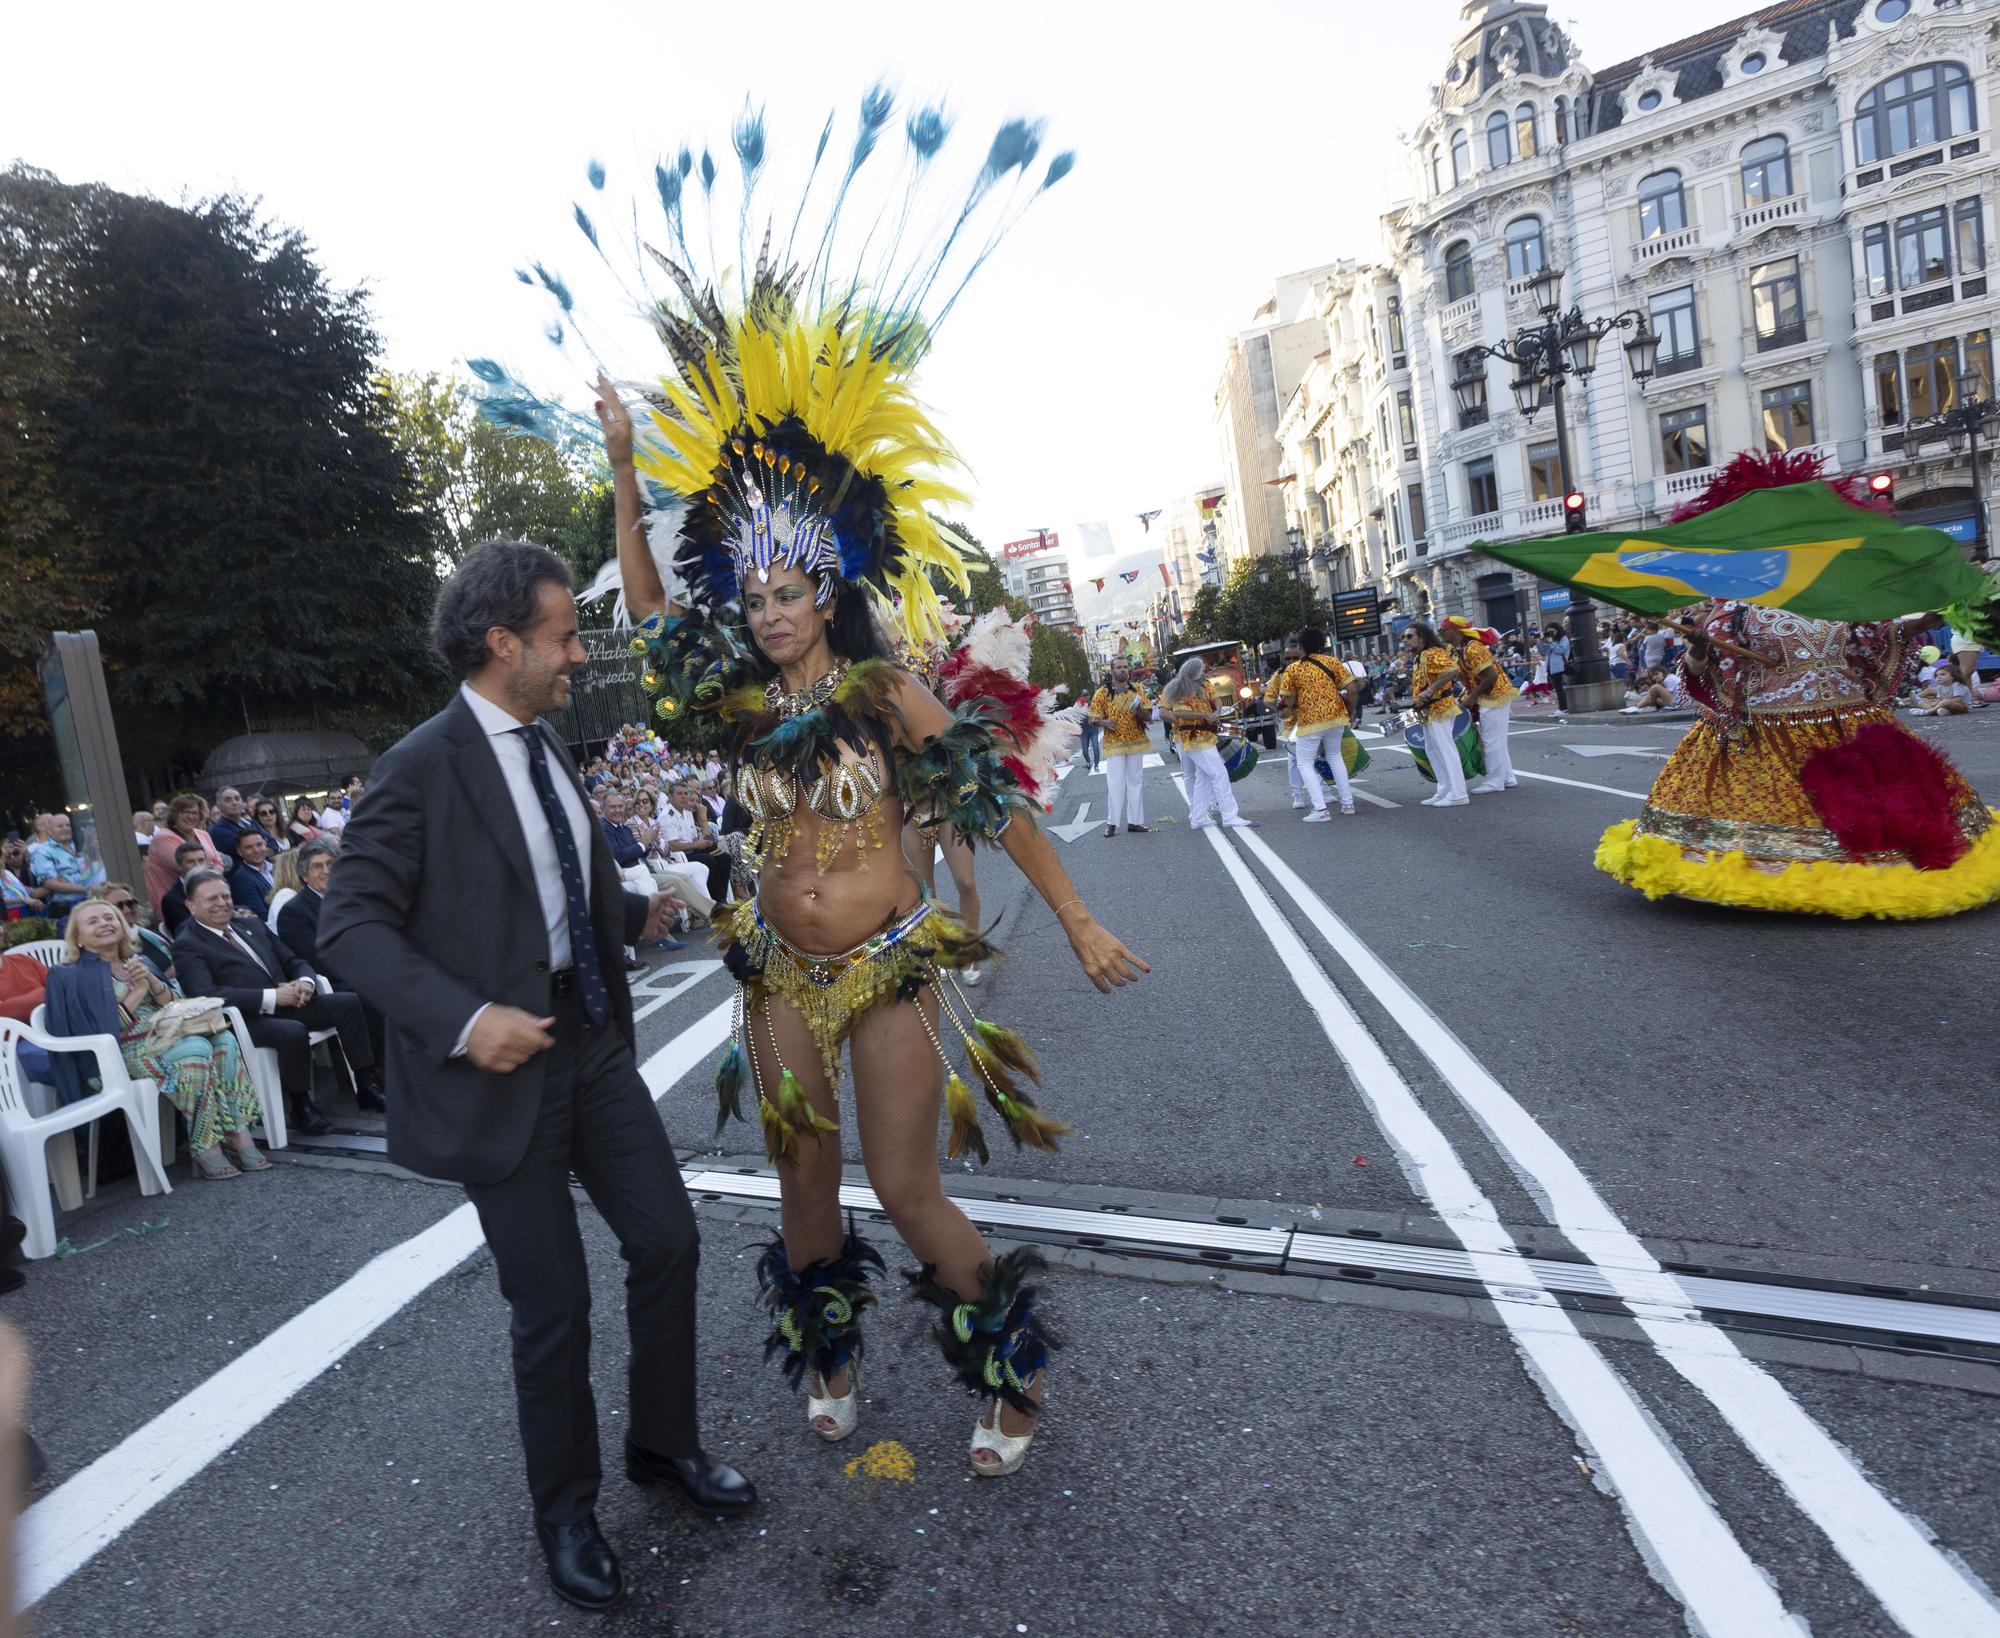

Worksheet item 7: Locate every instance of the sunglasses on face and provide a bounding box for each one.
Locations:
[111,899,138,912]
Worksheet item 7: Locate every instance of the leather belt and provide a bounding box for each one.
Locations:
[548,968,578,995]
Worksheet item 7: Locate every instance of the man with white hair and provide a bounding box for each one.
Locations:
[1159,658,1254,831]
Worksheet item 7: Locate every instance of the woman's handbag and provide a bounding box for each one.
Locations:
[143,996,231,1055]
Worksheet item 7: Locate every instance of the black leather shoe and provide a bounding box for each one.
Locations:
[1126,823,1149,833]
[355,1081,387,1113]
[535,1515,623,1611]
[292,1101,332,1137]
[625,1440,757,1512]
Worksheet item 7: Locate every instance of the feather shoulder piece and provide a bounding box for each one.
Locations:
[894,704,1034,846]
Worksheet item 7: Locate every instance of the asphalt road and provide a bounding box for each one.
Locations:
[15,701,2000,1636]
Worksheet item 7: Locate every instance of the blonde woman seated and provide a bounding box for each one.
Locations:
[265,846,307,934]
[51,899,266,1180]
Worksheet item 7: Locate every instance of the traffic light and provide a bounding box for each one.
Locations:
[1867,472,1895,498]
[1562,491,1588,534]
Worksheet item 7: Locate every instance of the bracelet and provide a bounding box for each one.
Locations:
[1051,897,1085,921]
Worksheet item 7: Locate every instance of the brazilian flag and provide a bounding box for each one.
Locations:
[1314,728,1371,783]
[1473,482,1990,622]
[1405,712,1485,785]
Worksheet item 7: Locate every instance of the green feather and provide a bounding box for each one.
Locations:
[715,1039,746,1137]
[944,1071,988,1165]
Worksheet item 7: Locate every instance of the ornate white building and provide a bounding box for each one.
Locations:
[1260,0,1999,637]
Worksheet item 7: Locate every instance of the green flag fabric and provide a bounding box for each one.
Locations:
[1473,483,1989,623]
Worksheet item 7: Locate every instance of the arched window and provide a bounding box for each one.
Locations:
[1740,135,1792,204]
[1638,169,1687,239]
[1444,241,1474,303]
[1487,110,1512,168]
[1430,146,1443,195]
[1553,96,1569,144]
[1855,63,1976,164]
[1505,216,1546,279]
[1515,103,1539,159]
[1450,129,1471,187]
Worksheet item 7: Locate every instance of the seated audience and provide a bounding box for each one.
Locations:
[158,840,207,935]
[1621,669,1676,712]
[132,810,158,852]
[599,791,683,958]
[172,869,378,1135]
[28,812,99,921]
[662,779,729,908]
[55,897,267,1180]
[149,794,223,919]
[277,838,385,1105]
[285,797,321,847]
[250,798,290,853]
[86,882,175,978]
[1,837,46,922]
[265,846,305,932]
[226,829,277,921]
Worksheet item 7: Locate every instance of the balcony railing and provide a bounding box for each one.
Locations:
[1433,513,1500,549]
[1734,192,1808,236]
[1653,346,1704,378]
[1439,293,1481,329]
[1632,226,1699,264]
[1754,322,1808,353]
[1662,465,1720,499]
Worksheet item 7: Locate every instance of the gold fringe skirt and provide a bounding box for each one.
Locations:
[1596,709,2000,919]
[711,897,1067,1163]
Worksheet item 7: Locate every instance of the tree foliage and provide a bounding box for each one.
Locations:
[932,518,1091,695]
[377,368,614,583]
[0,164,443,808]
[1179,560,1329,650]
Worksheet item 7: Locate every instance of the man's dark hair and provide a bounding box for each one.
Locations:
[174,841,204,867]
[233,828,264,857]
[430,540,575,679]
[1296,627,1327,654]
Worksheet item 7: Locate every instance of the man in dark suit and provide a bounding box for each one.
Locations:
[226,829,275,921]
[159,839,206,935]
[172,869,376,1138]
[277,837,388,1112]
[318,541,752,1613]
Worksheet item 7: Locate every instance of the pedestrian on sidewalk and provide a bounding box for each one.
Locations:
[1274,626,1358,820]
[1443,616,1518,793]
[1541,622,1571,712]
[1159,657,1254,830]
[1090,661,1154,835]
[319,543,750,1614]
[1405,622,1470,807]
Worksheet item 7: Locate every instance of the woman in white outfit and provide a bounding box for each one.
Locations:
[1441,616,1518,794]
[1158,658,1252,830]
[1403,622,1469,808]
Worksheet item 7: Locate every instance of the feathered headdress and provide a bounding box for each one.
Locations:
[1667,449,1889,523]
[472,89,1075,652]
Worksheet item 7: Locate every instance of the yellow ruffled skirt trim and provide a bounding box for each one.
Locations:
[1594,811,2000,920]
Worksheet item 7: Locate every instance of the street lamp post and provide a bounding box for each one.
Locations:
[1907,371,1998,563]
[1452,264,1660,711]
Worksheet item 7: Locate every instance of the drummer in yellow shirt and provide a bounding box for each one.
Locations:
[1274,626,1359,822]
[1442,615,1519,794]
[1089,661,1155,837]
[1404,621,1469,808]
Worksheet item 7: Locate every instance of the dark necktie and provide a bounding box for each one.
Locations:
[513,725,610,1026]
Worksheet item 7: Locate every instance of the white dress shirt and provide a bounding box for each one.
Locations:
[459,683,594,971]
[656,802,705,864]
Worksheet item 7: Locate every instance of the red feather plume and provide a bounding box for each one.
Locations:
[1668,449,1892,524]
[1797,723,1969,871]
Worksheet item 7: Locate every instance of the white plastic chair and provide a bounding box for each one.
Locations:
[0,1017,172,1259]
[237,978,358,1149]
[10,940,66,970]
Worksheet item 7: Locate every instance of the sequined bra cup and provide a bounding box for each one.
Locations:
[737,752,888,874]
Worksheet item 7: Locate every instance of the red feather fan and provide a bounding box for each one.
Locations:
[1667,449,1892,524]
[1798,723,1969,871]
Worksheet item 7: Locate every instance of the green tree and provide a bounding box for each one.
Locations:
[0,164,442,795]
[1212,559,1330,648]
[378,368,614,583]
[1178,583,1223,646]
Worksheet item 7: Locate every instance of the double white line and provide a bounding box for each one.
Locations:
[1200,804,1999,1635]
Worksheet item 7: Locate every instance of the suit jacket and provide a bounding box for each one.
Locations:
[227,859,273,920]
[161,879,192,935]
[277,885,324,970]
[171,916,313,1016]
[317,692,649,1186]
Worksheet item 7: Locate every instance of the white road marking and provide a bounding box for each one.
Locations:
[1513,770,1647,800]
[17,995,737,1612]
[1563,744,1672,760]
[1226,831,2000,1635]
[1048,803,1099,843]
[629,959,722,1025]
[1348,787,1399,810]
[1198,828,1802,1635]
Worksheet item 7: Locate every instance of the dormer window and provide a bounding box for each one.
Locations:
[1855,63,1976,165]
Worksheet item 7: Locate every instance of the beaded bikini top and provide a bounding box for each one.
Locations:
[736,660,894,875]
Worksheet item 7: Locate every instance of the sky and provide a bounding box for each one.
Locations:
[5,0,1759,628]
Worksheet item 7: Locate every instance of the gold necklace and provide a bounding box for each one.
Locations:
[767,659,848,719]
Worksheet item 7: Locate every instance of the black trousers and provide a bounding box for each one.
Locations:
[1551,670,1569,709]
[465,990,700,1523]
[244,991,376,1097]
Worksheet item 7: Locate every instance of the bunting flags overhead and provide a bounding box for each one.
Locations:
[1137,509,1162,533]
[1091,576,1106,591]
[1119,569,1141,583]
[1158,562,1171,586]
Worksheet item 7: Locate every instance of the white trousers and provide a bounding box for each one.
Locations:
[1282,735,1306,801]
[1472,702,1514,791]
[1422,716,1469,804]
[1180,745,1240,826]
[641,859,716,920]
[1292,726,1353,812]
[1104,753,1147,828]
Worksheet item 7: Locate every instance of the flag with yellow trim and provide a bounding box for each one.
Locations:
[1473,483,1989,622]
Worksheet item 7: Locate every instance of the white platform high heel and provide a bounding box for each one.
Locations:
[969,1378,1042,1477]
[807,1370,858,1442]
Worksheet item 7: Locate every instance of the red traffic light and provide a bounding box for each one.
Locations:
[1562,491,1587,535]
[1867,472,1895,495]
[1563,490,1586,511]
